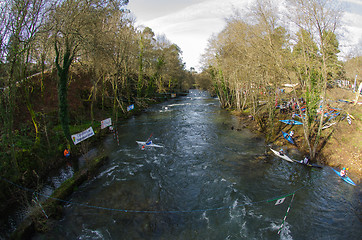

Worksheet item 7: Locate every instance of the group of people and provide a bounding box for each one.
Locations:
[278,97,305,114]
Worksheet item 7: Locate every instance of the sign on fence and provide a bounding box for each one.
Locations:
[101,118,112,129]
[71,127,95,145]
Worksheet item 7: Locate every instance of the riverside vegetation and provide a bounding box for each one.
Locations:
[0,0,361,238]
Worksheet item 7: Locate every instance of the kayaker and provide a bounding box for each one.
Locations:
[303,156,309,164]
[279,149,285,156]
[340,167,346,177]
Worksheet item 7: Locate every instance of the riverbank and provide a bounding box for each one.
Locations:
[5,92,188,239]
[230,88,361,183]
[10,154,109,240]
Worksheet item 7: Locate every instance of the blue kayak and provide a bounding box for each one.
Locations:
[282,131,295,145]
[332,168,356,186]
[279,119,303,125]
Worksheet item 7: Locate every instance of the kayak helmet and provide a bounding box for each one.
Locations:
[280,149,283,151]
[343,167,346,170]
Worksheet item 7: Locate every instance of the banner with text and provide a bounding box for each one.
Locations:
[127,104,134,111]
[71,127,95,145]
[101,118,112,129]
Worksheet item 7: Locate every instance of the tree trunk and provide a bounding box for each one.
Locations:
[55,41,73,145]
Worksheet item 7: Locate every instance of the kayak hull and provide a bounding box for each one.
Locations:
[270,148,293,162]
[293,160,323,168]
[136,141,163,148]
[279,120,303,125]
[332,168,356,186]
[282,131,295,145]
[271,148,322,168]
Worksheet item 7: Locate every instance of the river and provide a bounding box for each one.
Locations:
[33,89,360,240]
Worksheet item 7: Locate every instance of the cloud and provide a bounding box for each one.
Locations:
[339,11,362,57]
[135,0,251,70]
[130,0,362,70]
[343,0,362,6]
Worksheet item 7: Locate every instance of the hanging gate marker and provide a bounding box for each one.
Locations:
[278,193,296,235]
[275,197,286,205]
[33,193,48,219]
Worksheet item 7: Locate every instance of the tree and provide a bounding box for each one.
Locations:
[50,0,129,145]
[287,0,343,158]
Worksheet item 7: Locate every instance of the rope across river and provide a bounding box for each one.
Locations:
[1,172,322,214]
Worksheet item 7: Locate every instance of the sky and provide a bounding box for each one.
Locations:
[127,0,362,71]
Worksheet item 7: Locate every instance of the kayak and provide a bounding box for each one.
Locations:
[293,159,323,168]
[270,148,294,162]
[271,148,322,168]
[136,141,164,148]
[282,131,295,145]
[332,168,356,186]
[322,122,336,130]
[279,119,303,125]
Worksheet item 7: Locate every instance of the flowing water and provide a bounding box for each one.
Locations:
[32,90,360,239]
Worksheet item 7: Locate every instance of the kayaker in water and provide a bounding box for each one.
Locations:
[301,156,309,164]
[279,149,285,156]
[340,167,346,177]
[289,130,294,137]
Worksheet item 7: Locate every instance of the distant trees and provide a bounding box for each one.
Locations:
[0,0,193,178]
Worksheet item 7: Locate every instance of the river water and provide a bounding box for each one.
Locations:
[33,90,360,240]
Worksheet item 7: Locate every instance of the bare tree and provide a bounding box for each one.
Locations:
[287,0,343,158]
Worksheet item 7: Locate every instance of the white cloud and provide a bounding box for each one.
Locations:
[129,0,362,70]
[133,0,251,70]
[339,11,362,58]
[343,0,362,6]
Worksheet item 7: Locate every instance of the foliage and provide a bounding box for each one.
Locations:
[0,0,194,207]
[201,0,346,159]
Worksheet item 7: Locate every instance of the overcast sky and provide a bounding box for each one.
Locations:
[127,0,362,71]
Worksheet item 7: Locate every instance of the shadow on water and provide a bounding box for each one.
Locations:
[27,89,360,240]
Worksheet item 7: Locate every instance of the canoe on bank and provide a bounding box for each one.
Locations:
[282,131,295,145]
[279,119,303,125]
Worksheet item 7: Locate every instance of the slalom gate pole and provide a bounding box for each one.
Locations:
[278,193,295,234]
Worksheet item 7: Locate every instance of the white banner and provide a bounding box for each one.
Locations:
[71,127,95,145]
[101,118,112,129]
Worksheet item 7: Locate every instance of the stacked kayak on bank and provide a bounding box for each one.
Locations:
[279,119,303,125]
[282,131,295,145]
